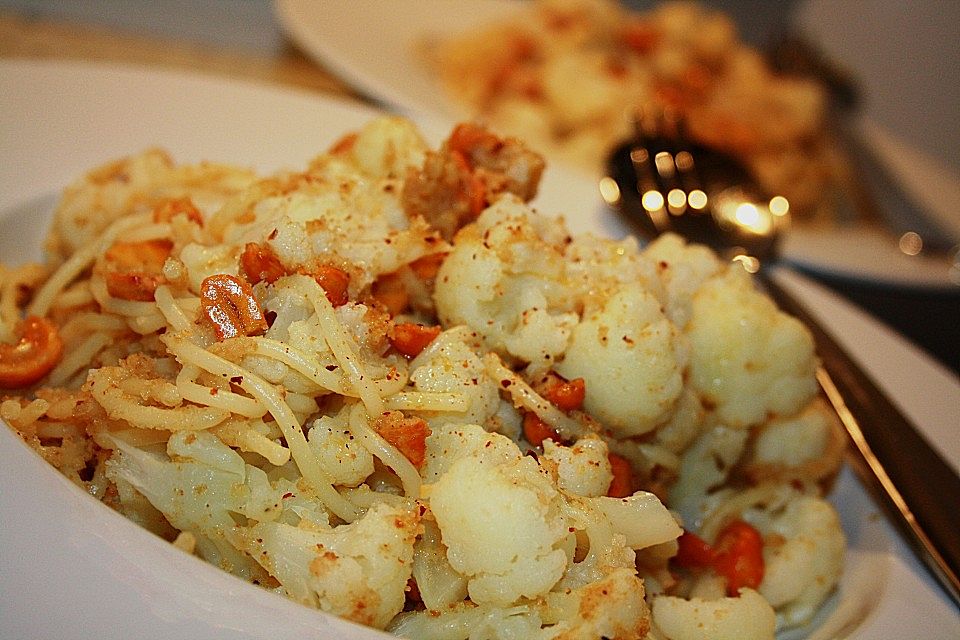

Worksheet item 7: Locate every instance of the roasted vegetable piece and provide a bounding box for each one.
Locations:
[672,519,765,596]
[152,196,203,225]
[543,376,586,411]
[240,242,285,285]
[200,274,268,340]
[606,452,634,498]
[522,411,562,447]
[0,316,63,388]
[306,264,350,307]
[374,411,432,468]
[713,519,765,596]
[389,323,441,358]
[673,530,716,569]
[103,239,172,301]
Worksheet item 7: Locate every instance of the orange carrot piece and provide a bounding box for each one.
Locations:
[450,149,487,217]
[200,274,268,340]
[307,265,351,307]
[545,377,586,411]
[389,323,441,358]
[522,412,561,447]
[713,520,765,596]
[374,412,431,468]
[607,453,634,498]
[673,530,717,569]
[448,122,492,156]
[328,132,358,155]
[0,316,63,389]
[371,272,409,317]
[409,252,448,280]
[103,239,173,301]
[240,242,285,285]
[152,197,203,226]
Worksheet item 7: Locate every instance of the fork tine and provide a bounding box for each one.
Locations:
[627,106,672,232]
[667,114,708,215]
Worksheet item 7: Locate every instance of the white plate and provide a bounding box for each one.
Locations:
[1,59,959,640]
[275,0,960,290]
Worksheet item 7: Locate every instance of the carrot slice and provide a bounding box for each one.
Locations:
[200,274,268,340]
[307,265,351,307]
[522,412,561,447]
[152,197,203,225]
[0,316,63,389]
[673,530,717,569]
[450,149,487,217]
[607,453,634,498]
[389,323,441,358]
[545,377,586,411]
[371,272,409,317]
[713,520,765,595]
[374,412,431,468]
[240,243,285,285]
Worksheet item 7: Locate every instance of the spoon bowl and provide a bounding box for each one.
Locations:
[601,124,785,265]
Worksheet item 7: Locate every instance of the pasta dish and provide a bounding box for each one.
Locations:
[1,116,844,639]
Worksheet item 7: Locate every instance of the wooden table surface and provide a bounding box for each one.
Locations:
[0,11,359,100]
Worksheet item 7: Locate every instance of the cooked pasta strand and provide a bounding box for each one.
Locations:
[28,213,148,317]
[483,353,590,441]
[348,403,421,499]
[293,275,384,416]
[163,335,360,522]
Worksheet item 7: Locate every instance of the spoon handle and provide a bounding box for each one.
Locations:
[760,271,960,607]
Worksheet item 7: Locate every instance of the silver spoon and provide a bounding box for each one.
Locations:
[601,113,960,608]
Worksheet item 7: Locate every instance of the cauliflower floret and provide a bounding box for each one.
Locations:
[563,233,663,310]
[233,500,420,630]
[389,600,547,640]
[556,284,686,437]
[651,588,776,640]
[741,398,844,485]
[211,123,439,293]
[179,242,239,294]
[690,484,844,630]
[433,198,578,367]
[649,387,706,455]
[408,326,501,429]
[421,422,519,482]
[751,495,845,628]
[539,566,652,640]
[105,432,281,580]
[669,423,750,529]
[391,567,651,640]
[541,435,613,497]
[641,233,722,329]
[686,265,817,428]
[344,116,429,180]
[307,413,375,487]
[423,424,569,606]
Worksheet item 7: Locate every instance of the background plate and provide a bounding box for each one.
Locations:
[275,0,960,289]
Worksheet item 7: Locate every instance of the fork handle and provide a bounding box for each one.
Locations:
[759,270,960,608]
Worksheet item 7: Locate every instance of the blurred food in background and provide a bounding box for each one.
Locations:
[429,0,840,217]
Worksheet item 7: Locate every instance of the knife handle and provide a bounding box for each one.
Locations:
[760,271,960,607]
